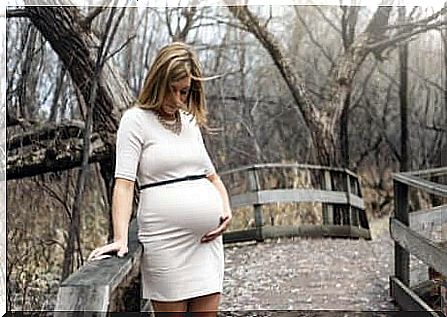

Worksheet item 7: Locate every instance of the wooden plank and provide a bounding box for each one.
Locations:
[407,167,447,178]
[223,225,370,243]
[60,221,142,290]
[350,226,371,240]
[394,180,410,286]
[442,280,447,316]
[394,173,447,198]
[219,163,360,179]
[230,189,365,209]
[390,218,447,277]
[346,174,353,226]
[229,191,258,208]
[322,170,334,225]
[55,219,142,312]
[409,205,447,232]
[390,276,442,316]
[262,225,370,240]
[348,193,365,210]
[253,204,264,242]
[258,189,348,205]
[54,285,110,315]
[223,229,257,244]
[247,167,260,191]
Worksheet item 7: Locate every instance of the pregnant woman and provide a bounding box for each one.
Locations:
[88,42,232,316]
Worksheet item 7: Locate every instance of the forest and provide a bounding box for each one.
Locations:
[4,2,447,311]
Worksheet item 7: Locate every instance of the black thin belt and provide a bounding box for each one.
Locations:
[138,174,207,191]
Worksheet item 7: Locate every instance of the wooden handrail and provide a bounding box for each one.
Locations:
[220,163,369,242]
[219,163,360,179]
[393,173,447,198]
[390,166,447,315]
[229,189,365,209]
[54,219,142,314]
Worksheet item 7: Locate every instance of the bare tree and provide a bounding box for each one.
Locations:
[224,4,446,167]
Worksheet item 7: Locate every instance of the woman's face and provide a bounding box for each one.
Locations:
[161,77,191,115]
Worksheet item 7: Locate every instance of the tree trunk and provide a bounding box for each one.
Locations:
[340,93,350,168]
[23,6,133,146]
[7,6,136,180]
[398,7,409,172]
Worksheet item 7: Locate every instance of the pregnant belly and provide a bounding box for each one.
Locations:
[137,179,224,239]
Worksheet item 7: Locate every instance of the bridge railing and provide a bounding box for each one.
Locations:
[389,167,447,315]
[219,163,371,243]
[54,219,147,315]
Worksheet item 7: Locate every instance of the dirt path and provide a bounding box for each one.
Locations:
[220,217,399,311]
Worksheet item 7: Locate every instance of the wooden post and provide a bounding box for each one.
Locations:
[442,279,446,316]
[322,170,334,225]
[394,179,410,286]
[248,166,264,242]
[345,173,353,227]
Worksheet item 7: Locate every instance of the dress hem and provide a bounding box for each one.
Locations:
[142,288,222,302]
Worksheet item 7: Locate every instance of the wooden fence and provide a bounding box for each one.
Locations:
[219,163,370,242]
[390,167,447,315]
[54,163,370,313]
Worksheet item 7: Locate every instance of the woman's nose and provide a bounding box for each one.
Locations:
[174,92,185,104]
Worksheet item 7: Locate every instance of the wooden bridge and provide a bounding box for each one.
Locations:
[53,164,446,314]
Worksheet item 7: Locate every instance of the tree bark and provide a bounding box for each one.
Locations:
[398,7,409,172]
[339,6,360,168]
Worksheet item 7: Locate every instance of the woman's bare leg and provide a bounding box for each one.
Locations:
[151,299,188,317]
[187,292,221,317]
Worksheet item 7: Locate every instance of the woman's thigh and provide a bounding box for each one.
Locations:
[151,299,188,317]
[187,292,221,316]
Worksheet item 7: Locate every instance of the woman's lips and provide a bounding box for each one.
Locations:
[164,104,179,113]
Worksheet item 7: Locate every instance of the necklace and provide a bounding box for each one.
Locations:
[156,110,182,135]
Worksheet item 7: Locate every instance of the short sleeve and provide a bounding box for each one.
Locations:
[196,124,216,177]
[114,109,144,181]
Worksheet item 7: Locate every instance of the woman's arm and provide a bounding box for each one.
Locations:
[201,173,233,243]
[88,178,134,260]
[112,178,135,245]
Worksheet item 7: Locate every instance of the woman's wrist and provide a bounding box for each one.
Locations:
[113,237,128,244]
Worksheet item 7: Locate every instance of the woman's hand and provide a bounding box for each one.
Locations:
[201,211,232,243]
[87,240,128,261]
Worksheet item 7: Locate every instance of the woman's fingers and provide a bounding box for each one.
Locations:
[117,246,128,258]
[201,215,232,243]
[88,242,127,261]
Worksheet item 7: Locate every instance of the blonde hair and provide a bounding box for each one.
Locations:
[137,42,208,127]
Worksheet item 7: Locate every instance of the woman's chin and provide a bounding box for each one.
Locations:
[162,107,178,115]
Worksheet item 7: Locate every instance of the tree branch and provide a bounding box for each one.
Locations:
[7,120,86,150]
[81,6,106,30]
[6,9,29,19]
[367,21,446,52]
[7,135,111,180]
[314,6,342,34]
[294,7,334,65]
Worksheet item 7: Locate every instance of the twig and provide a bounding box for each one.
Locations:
[6,9,29,19]
[294,7,334,65]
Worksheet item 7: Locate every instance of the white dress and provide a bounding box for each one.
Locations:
[114,106,225,301]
